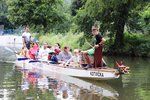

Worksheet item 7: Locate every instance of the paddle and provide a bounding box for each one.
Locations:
[4,46,15,53]
[0,60,15,64]
[3,38,18,54]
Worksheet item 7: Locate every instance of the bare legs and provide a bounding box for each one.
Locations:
[82,51,91,65]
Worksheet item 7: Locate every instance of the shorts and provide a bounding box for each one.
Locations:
[25,42,30,50]
[87,48,95,56]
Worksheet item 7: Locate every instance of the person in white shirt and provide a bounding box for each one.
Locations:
[38,42,50,60]
[22,27,31,50]
[57,83,75,100]
[37,75,49,93]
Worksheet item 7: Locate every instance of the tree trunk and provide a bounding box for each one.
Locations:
[114,2,131,49]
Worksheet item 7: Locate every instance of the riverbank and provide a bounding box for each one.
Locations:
[1,33,149,58]
[39,32,150,57]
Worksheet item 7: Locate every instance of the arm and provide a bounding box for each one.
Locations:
[29,34,31,42]
[22,38,25,47]
[99,38,105,46]
[22,34,26,47]
[94,37,105,48]
[65,57,73,65]
[57,52,63,61]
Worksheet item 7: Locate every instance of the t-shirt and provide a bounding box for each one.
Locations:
[66,55,80,64]
[95,33,102,44]
[57,51,72,62]
[22,32,31,42]
[30,44,39,54]
[38,48,50,60]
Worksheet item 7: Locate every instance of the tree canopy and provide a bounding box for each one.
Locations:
[6,0,71,33]
[0,0,149,56]
[0,0,13,29]
[73,0,149,49]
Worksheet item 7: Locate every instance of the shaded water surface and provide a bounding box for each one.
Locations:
[0,56,149,100]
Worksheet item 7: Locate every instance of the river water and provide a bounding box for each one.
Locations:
[0,56,149,100]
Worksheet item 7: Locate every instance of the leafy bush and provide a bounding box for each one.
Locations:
[104,32,150,57]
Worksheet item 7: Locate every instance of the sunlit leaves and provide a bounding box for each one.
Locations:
[6,0,70,33]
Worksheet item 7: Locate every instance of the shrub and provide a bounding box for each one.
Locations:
[104,32,150,57]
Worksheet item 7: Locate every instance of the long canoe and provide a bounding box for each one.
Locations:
[15,57,120,80]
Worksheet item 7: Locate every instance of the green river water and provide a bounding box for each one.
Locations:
[0,56,149,100]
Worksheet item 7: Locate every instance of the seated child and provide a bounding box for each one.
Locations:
[28,42,39,59]
[49,51,58,64]
[65,49,81,68]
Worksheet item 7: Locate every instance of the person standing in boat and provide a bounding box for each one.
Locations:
[22,26,31,50]
[83,23,105,68]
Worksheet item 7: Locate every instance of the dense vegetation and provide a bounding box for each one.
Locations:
[0,0,150,57]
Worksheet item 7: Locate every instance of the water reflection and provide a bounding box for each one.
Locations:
[17,63,119,100]
[104,56,150,100]
[18,68,54,100]
[48,76,118,100]
[50,80,75,100]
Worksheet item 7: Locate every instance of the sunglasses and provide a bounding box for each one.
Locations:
[92,29,98,31]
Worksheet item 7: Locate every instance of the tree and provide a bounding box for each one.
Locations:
[0,0,13,29]
[73,0,149,50]
[127,3,150,34]
[71,0,84,16]
[6,0,71,33]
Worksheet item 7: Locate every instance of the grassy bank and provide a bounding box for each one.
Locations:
[39,32,90,50]
[38,32,150,57]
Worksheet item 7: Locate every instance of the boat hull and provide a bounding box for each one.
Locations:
[15,59,120,80]
[43,64,120,80]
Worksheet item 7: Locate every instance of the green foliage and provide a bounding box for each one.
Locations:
[39,32,90,50]
[74,10,94,34]
[127,3,150,34]
[6,0,71,33]
[139,4,150,34]
[73,0,149,49]
[0,0,13,29]
[71,0,84,16]
[124,32,150,57]
[1,0,149,57]
[104,32,150,57]
[0,0,7,16]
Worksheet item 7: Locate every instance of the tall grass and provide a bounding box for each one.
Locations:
[39,32,89,50]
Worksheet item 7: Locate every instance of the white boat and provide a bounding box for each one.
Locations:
[15,58,121,80]
[15,53,130,80]
[16,59,119,99]
[42,63,120,80]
